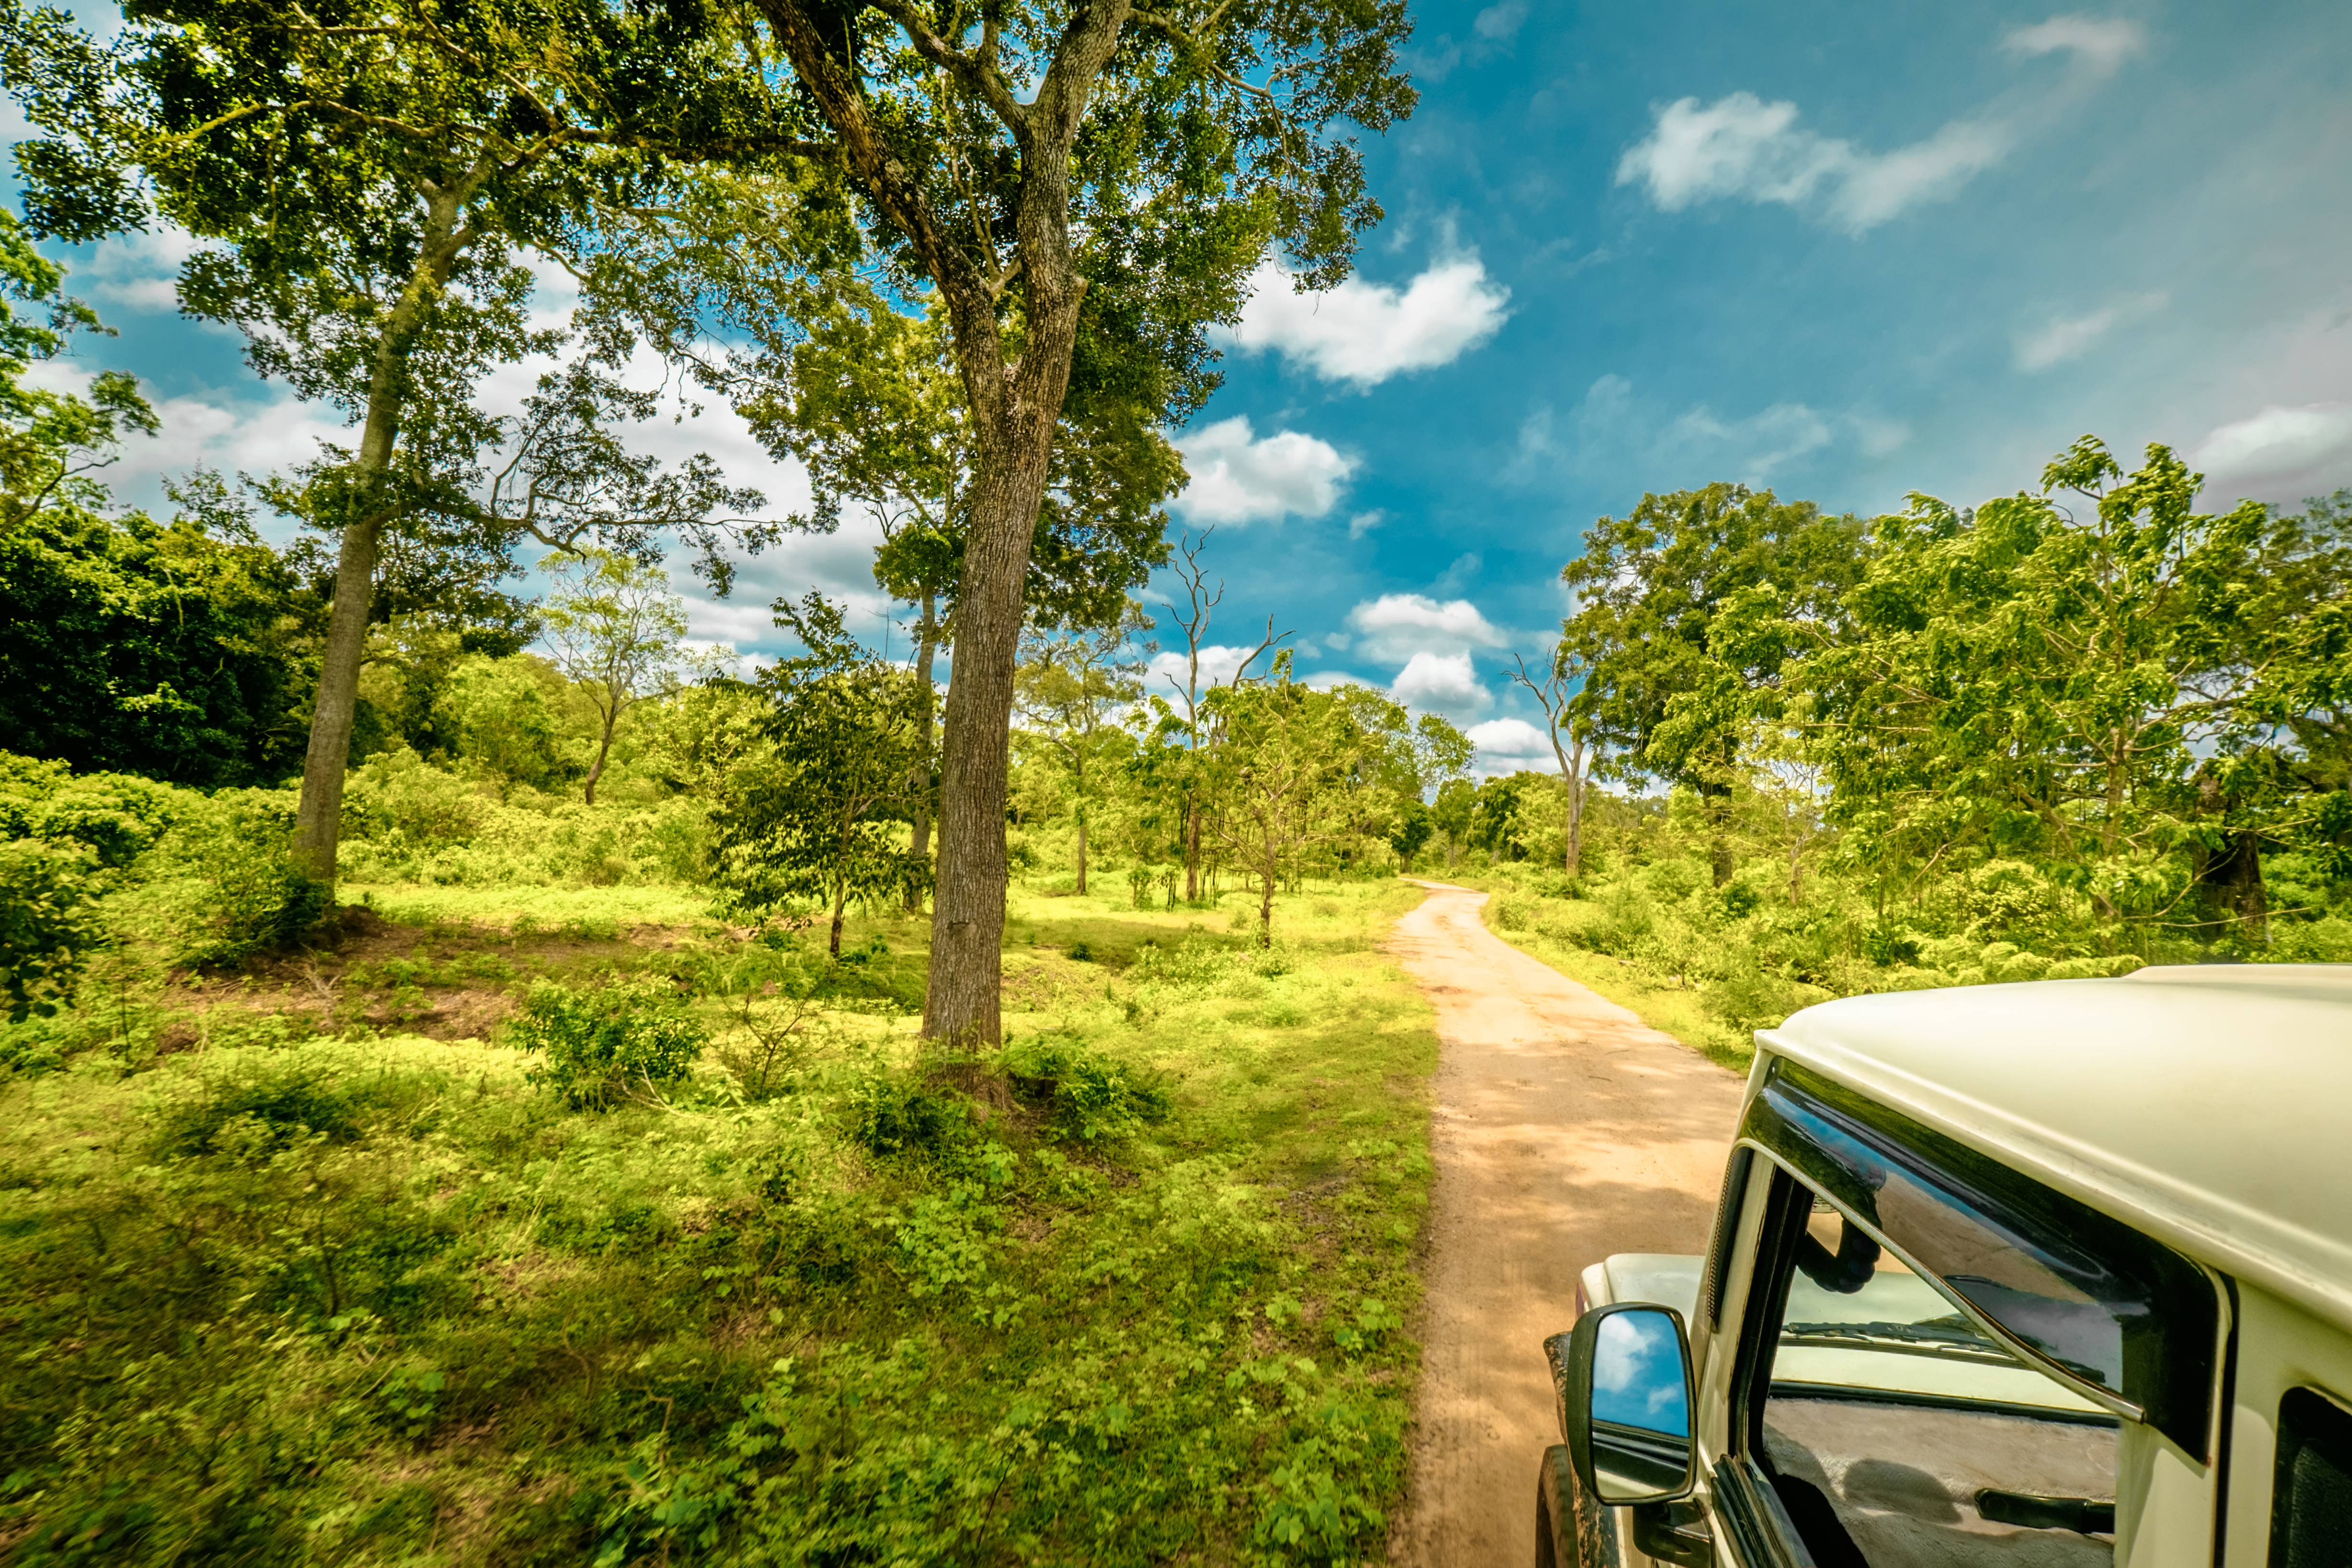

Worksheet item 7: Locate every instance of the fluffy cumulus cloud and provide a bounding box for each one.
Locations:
[2192,403,2352,503]
[1229,257,1511,389]
[1617,15,2146,234]
[79,227,208,312]
[2014,291,2168,371]
[1345,592,1513,663]
[1464,717,1556,772]
[1172,416,1354,524]
[1617,91,2012,234]
[1389,650,1491,714]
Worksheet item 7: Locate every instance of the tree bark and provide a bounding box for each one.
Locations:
[1184,792,1200,901]
[905,594,938,913]
[584,699,619,805]
[1074,799,1088,895]
[290,185,475,885]
[1693,774,1734,888]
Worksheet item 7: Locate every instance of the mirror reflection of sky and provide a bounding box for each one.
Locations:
[1592,1310,1690,1437]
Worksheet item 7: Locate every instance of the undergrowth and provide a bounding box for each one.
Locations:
[0,878,1436,1567]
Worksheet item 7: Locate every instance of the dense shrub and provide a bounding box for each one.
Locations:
[166,789,330,967]
[0,837,105,1019]
[506,977,707,1109]
[849,1070,974,1160]
[1001,1034,1171,1143]
[156,1058,362,1157]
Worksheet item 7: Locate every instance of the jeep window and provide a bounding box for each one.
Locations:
[2271,1387,2352,1563]
[1740,1166,2120,1564]
[1742,1060,2219,1455]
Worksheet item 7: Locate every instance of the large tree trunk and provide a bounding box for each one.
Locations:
[1074,800,1088,895]
[920,408,1069,1048]
[905,595,938,913]
[290,187,472,885]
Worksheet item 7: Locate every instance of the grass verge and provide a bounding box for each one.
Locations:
[0,878,1437,1566]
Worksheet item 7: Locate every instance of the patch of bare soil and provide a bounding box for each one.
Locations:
[1384,882,1745,1568]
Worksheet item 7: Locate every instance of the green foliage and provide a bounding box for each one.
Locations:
[0,207,157,530]
[0,835,101,1019]
[1001,1034,1171,1144]
[0,476,308,784]
[156,1057,361,1158]
[506,976,707,1110]
[848,1069,975,1162]
[715,596,931,956]
[438,653,571,790]
[166,789,331,968]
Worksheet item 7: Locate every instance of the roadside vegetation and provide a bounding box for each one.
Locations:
[0,735,1435,1565]
[1427,450,2351,1070]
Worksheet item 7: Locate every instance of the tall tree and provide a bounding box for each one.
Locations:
[595,184,1190,906]
[1203,663,1385,947]
[1509,644,1595,876]
[1154,527,1286,900]
[1775,440,2336,935]
[539,551,691,804]
[715,595,931,958]
[1561,484,1863,886]
[1014,607,1146,895]
[0,208,156,530]
[2,0,803,882]
[703,0,1412,1045]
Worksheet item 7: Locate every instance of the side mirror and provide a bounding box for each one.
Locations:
[1549,1302,1697,1506]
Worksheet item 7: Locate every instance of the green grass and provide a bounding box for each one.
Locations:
[344,881,721,933]
[0,875,1438,1567]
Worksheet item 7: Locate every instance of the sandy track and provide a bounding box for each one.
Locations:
[1384,882,1746,1568]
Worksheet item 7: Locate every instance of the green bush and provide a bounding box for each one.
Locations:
[850,1070,973,1160]
[166,790,329,968]
[505,977,706,1109]
[1001,1034,1171,1143]
[0,752,183,867]
[0,838,107,1020]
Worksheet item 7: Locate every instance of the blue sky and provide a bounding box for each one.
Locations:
[23,0,2352,772]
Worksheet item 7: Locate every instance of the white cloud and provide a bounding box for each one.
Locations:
[1471,0,1528,42]
[2014,290,2168,371]
[1465,717,1558,771]
[1146,642,1280,701]
[1346,592,1513,662]
[1390,650,1491,714]
[1173,416,1354,523]
[78,226,206,312]
[1617,16,2145,235]
[1347,509,1384,539]
[2191,403,2352,503]
[1229,256,1511,388]
[2002,15,2147,76]
[1617,92,2012,234]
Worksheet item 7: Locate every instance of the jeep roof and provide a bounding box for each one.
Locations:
[1756,964,2352,1334]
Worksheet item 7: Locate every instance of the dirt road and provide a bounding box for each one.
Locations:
[1384,882,1746,1568]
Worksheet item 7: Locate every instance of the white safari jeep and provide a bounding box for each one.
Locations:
[1538,964,2352,1567]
